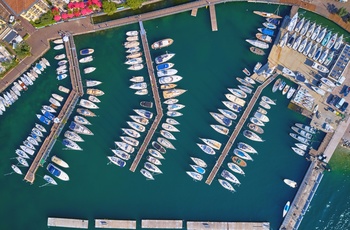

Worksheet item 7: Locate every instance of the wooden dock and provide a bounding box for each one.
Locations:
[129,21,163,172]
[191,8,198,17]
[142,220,183,229]
[209,4,218,31]
[95,219,136,229]
[24,34,83,183]
[47,217,88,229]
[205,73,278,185]
[187,221,270,230]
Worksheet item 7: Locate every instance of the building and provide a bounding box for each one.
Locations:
[2,0,50,22]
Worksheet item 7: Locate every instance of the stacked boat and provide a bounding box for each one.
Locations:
[186,157,207,181]
[289,122,315,156]
[130,76,148,95]
[272,78,296,100]
[124,31,144,71]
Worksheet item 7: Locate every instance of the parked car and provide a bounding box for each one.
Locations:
[8,15,15,24]
[344,85,350,97]
[340,102,348,112]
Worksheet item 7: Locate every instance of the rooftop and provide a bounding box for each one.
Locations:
[3,0,37,15]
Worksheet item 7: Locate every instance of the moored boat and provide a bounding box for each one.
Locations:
[69,121,93,135]
[43,175,58,185]
[134,109,153,119]
[254,111,269,122]
[127,121,145,132]
[250,46,265,56]
[210,124,229,135]
[144,162,162,174]
[84,67,96,74]
[148,148,165,159]
[160,130,176,140]
[200,138,222,150]
[221,170,240,185]
[11,164,23,175]
[218,179,235,192]
[253,11,282,19]
[130,115,149,125]
[86,88,104,96]
[51,155,69,168]
[162,123,179,132]
[166,118,180,125]
[147,155,162,166]
[227,162,245,175]
[250,117,265,126]
[283,201,291,217]
[86,80,102,87]
[140,101,153,108]
[122,128,140,138]
[191,164,206,174]
[77,108,96,117]
[248,123,264,134]
[295,123,316,134]
[167,111,182,117]
[233,148,253,161]
[155,53,175,64]
[261,96,276,105]
[152,141,166,154]
[197,143,215,155]
[191,157,207,168]
[88,95,101,103]
[111,149,130,161]
[140,168,155,180]
[237,142,257,154]
[157,137,176,149]
[151,38,173,49]
[243,130,263,142]
[64,130,84,142]
[210,112,232,127]
[289,133,310,145]
[162,89,187,99]
[120,136,139,147]
[107,156,126,167]
[232,156,247,167]
[284,179,297,188]
[115,141,134,153]
[47,163,69,181]
[80,48,94,55]
[186,171,203,181]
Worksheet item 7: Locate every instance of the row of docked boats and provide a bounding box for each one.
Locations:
[124,31,144,71]
[272,78,296,100]
[130,76,148,95]
[0,57,50,116]
[289,122,316,156]
[37,93,66,125]
[79,48,96,74]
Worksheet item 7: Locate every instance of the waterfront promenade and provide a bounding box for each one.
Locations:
[205,73,278,185]
[129,21,163,172]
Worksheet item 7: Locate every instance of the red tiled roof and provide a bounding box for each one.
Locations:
[3,0,38,15]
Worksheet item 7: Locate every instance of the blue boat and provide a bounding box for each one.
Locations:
[47,163,70,181]
[190,164,206,174]
[36,114,51,125]
[57,74,68,80]
[266,18,280,25]
[258,28,274,36]
[321,31,332,46]
[41,109,55,120]
[36,63,44,71]
[156,62,174,71]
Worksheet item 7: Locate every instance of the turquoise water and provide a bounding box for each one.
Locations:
[0,2,349,230]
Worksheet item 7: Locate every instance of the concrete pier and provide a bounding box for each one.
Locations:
[209,4,218,31]
[95,219,136,229]
[47,217,88,229]
[142,219,183,229]
[191,8,198,17]
[187,221,270,230]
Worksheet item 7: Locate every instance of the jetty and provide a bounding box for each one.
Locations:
[129,21,163,172]
[95,219,136,229]
[205,73,278,185]
[209,4,218,31]
[24,34,83,183]
[47,217,88,229]
[187,221,270,230]
[141,219,183,229]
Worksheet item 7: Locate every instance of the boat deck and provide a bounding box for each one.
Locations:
[187,221,270,230]
[205,73,278,185]
[47,217,88,229]
[129,21,164,172]
[209,4,218,31]
[95,219,136,229]
[141,219,183,229]
[24,34,83,183]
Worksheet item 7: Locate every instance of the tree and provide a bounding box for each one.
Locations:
[338,7,348,17]
[102,0,117,15]
[126,0,144,10]
[14,42,31,59]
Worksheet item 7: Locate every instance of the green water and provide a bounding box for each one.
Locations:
[0,2,349,230]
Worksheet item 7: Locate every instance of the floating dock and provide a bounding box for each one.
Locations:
[187,221,270,230]
[95,219,136,229]
[142,219,183,229]
[205,73,278,185]
[47,217,88,229]
[191,8,198,17]
[129,21,163,172]
[209,4,218,31]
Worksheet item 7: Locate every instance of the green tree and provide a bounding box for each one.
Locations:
[30,11,55,28]
[102,0,117,15]
[338,7,348,17]
[126,0,144,10]
[14,42,31,59]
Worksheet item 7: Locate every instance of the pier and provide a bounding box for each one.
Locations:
[187,221,270,230]
[209,5,218,31]
[129,21,163,172]
[141,219,183,229]
[191,8,198,17]
[24,35,83,183]
[205,73,278,185]
[47,217,88,229]
[95,219,136,229]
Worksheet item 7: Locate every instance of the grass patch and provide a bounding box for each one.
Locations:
[0,59,19,79]
[23,33,30,40]
[328,145,350,172]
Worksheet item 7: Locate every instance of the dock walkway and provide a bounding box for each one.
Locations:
[24,35,83,183]
[187,221,270,230]
[141,219,183,229]
[95,219,136,229]
[129,21,163,172]
[47,217,88,229]
[205,73,278,185]
[209,5,218,31]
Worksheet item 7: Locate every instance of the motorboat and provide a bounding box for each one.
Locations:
[86,88,104,96]
[126,52,142,59]
[210,112,232,127]
[20,145,34,155]
[162,123,179,132]
[47,163,69,181]
[107,156,126,167]
[130,115,149,125]
[157,69,178,77]
[233,148,253,161]
[126,46,140,53]
[127,121,145,132]
[162,89,187,99]
[120,136,139,147]
[225,94,245,107]
[36,114,51,125]
[54,44,64,50]
[58,59,67,66]
[227,162,245,175]
[111,149,130,161]
[218,109,237,120]
[250,46,265,55]
[228,88,247,99]
[124,41,140,48]
[197,143,215,155]
[222,101,242,113]
[159,75,182,84]
[245,39,269,49]
[250,116,265,126]
[163,98,179,105]
[140,168,155,180]
[69,121,93,135]
[157,137,176,149]
[144,162,162,174]
[88,95,101,103]
[248,123,264,134]
[191,157,207,168]
[11,164,23,175]
[286,33,296,47]
[52,93,63,102]
[49,97,61,107]
[135,89,148,95]
[243,130,263,142]
[200,138,222,150]
[243,68,251,76]
[210,124,229,135]
[291,126,313,139]
[190,164,205,174]
[186,171,203,181]
[53,38,63,44]
[287,12,298,31]
[261,96,276,105]
[258,27,274,36]
[79,55,93,63]
[64,130,84,142]
[311,62,329,73]
[238,85,253,94]
[245,77,256,85]
[151,38,173,49]
[43,105,56,113]
[155,53,175,64]
[284,179,297,188]
[147,155,162,166]
[259,100,271,110]
[295,143,308,150]
[221,170,240,185]
[148,148,165,159]
[282,85,290,95]
[152,141,166,154]
[32,127,43,137]
[263,22,277,29]
[125,57,143,65]
[279,32,289,47]
[84,67,96,74]
[167,111,182,117]
[218,179,235,192]
[126,35,138,42]
[160,130,176,140]
[232,156,247,167]
[80,48,94,55]
[130,76,144,83]
[254,111,269,123]
[77,108,96,117]
[289,133,310,145]
[295,123,316,134]
[236,77,254,88]
[167,103,185,111]
[115,141,134,153]
[253,62,262,74]
[122,128,140,138]
[59,86,70,93]
[51,155,69,168]
[166,118,179,125]
[130,82,147,90]
[86,80,102,87]
[43,175,57,185]
[156,62,174,71]
[126,30,138,36]
[35,123,47,133]
[283,201,291,217]
[134,109,153,119]
[237,142,257,154]
[140,101,153,108]
[253,11,282,19]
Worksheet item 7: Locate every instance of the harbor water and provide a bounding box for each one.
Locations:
[0,2,349,229]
